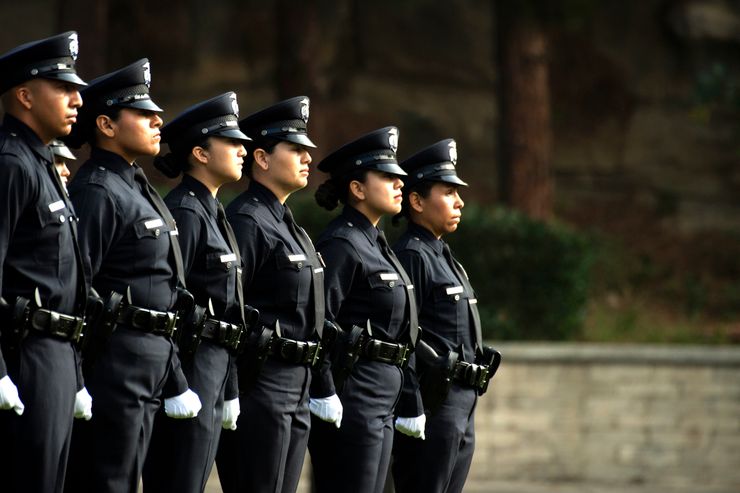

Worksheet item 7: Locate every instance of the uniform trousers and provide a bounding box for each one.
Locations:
[308,359,403,493]
[0,333,77,493]
[143,340,231,493]
[216,357,311,493]
[392,384,477,493]
[64,326,175,493]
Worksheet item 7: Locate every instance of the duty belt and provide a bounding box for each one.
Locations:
[268,337,320,365]
[117,305,177,337]
[201,318,243,351]
[452,360,490,391]
[360,337,410,367]
[29,309,84,343]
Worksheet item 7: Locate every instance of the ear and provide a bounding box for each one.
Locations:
[15,86,33,111]
[409,191,424,213]
[253,148,270,171]
[95,115,116,139]
[348,179,366,202]
[191,145,209,165]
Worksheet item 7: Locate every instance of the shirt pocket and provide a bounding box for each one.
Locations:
[432,284,468,337]
[131,217,171,264]
[33,200,67,265]
[273,251,311,307]
[367,272,403,291]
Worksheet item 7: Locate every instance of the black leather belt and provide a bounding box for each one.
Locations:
[201,318,243,351]
[117,305,177,337]
[360,337,410,367]
[268,337,320,365]
[452,360,490,390]
[29,309,84,342]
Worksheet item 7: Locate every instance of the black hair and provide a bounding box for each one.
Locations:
[315,169,370,211]
[392,179,435,226]
[153,138,210,179]
[64,105,123,149]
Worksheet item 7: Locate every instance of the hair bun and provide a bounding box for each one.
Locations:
[315,179,340,211]
[153,153,182,179]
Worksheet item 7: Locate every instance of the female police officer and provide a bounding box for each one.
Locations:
[215,96,326,493]
[142,92,251,493]
[64,59,201,493]
[307,127,425,493]
[391,139,499,493]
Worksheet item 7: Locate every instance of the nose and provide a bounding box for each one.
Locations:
[152,114,163,128]
[302,150,312,165]
[394,177,404,189]
[237,145,247,158]
[456,191,464,208]
[71,90,82,108]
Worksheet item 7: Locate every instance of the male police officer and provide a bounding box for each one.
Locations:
[0,32,90,493]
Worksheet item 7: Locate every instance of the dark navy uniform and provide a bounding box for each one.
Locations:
[0,32,87,493]
[391,139,482,493]
[216,97,324,493]
[64,60,190,493]
[143,92,251,493]
[307,127,421,493]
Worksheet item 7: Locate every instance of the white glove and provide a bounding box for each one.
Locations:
[309,394,343,428]
[74,387,93,420]
[222,398,240,430]
[395,414,426,440]
[164,389,202,419]
[0,375,24,415]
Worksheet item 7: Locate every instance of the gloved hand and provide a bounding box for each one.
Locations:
[74,387,93,420]
[395,414,426,440]
[309,394,343,429]
[222,398,240,430]
[0,375,24,415]
[164,389,202,419]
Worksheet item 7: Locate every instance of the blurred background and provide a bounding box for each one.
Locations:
[2,1,739,491]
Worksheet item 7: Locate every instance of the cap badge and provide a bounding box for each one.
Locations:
[230,93,239,116]
[388,128,399,153]
[448,140,458,165]
[142,61,152,87]
[68,33,79,61]
[300,97,310,123]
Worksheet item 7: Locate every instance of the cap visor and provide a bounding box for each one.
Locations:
[282,133,317,148]
[126,98,164,112]
[213,128,252,142]
[438,174,469,187]
[373,161,408,176]
[53,147,77,160]
[48,72,87,87]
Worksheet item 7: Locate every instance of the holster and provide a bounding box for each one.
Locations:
[81,291,124,373]
[330,324,365,394]
[0,296,32,352]
[313,319,340,371]
[416,340,459,415]
[238,322,276,393]
[474,345,502,395]
[175,303,209,361]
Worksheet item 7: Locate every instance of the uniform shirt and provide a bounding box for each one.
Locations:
[69,147,177,312]
[393,222,476,362]
[165,174,241,324]
[0,115,83,377]
[226,180,318,341]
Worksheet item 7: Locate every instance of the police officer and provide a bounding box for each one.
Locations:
[307,127,425,493]
[0,32,90,493]
[214,96,326,493]
[64,59,201,493]
[51,139,76,190]
[391,139,498,493]
[142,92,251,493]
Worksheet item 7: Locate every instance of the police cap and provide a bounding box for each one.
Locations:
[239,96,316,148]
[0,31,86,94]
[400,139,468,188]
[317,126,406,178]
[81,58,163,114]
[161,92,251,155]
[50,139,77,161]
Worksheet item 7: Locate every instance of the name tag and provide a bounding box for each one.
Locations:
[145,218,164,229]
[446,286,464,295]
[380,273,398,281]
[220,253,237,263]
[288,254,306,262]
[469,299,478,305]
[48,200,65,212]
[314,267,324,274]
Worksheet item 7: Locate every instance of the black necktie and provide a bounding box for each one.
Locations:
[216,202,245,326]
[46,160,87,314]
[133,166,186,289]
[442,242,483,355]
[377,231,419,347]
[283,206,325,337]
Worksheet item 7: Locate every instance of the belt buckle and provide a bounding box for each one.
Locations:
[310,341,322,367]
[279,339,300,362]
[71,317,84,343]
[152,311,176,336]
[475,365,490,390]
[221,322,242,350]
[397,344,410,368]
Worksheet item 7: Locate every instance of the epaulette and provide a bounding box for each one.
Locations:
[174,190,200,211]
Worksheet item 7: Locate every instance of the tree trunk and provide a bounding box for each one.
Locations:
[496,1,553,220]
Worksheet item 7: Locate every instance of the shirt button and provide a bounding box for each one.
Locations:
[98,166,105,171]
[189,191,195,196]
[297,262,303,268]
[454,294,460,301]
[59,214,66,223]
[226,262,233,268]
[154,229,161,237]
[389,281,395,288]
